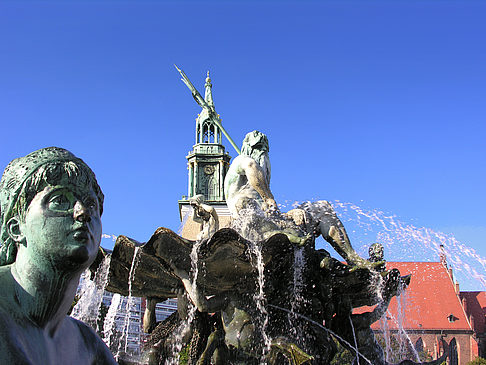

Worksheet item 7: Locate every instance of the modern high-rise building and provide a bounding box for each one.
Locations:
[99,292,179,358]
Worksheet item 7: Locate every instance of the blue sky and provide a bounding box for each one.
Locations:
[1,1,485,289]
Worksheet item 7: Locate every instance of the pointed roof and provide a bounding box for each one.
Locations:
[355,262,473,331]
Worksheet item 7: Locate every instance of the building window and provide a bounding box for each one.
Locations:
[447,314,459,323]
[415,337,424,353]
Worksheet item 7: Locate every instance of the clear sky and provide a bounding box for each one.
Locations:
[1,1,485,289]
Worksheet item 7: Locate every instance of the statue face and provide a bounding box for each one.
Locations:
[18,179,102,269]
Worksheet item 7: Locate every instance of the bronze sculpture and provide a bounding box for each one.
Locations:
[0,147,115,364]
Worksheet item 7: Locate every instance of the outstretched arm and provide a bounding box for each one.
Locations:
[316,201,370,267]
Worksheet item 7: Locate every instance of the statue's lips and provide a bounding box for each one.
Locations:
[73,228,90,242]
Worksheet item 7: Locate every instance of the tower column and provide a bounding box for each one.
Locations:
[192,161,199,196]
[188,162,194,198]
[219,160,224,200]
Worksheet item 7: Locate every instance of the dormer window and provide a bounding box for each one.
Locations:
[447,314,459,322]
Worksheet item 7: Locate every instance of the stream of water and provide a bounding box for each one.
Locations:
[103,293,122,349]
[249,240,272,362]
[115,246,142,361]
[330,201,486,290]
[79,199,486,363]
[166,238,204,365]
[71,255,111,330]
[289,246,307,342]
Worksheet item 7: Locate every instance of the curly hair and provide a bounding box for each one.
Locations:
[0,147,104,265]
[240,130,269,157]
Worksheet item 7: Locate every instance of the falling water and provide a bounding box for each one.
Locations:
[103,293,122,348]
[71,255,112,330]
[396,292,420,362]
[280,199,486,289]
[281,198,486,362]
[269,304,373,365]
[380,314,392,362]
[230,207,267,243]
[289,246,306,340]
[292,247,306,307]
[248,240,272,361]
[231,206,313,359]
[167,197,486,363]
[349,316,360,365]
[114,246,142,361]
[327,200,486,361]
[166,239,204,365]
[330,200,486,290]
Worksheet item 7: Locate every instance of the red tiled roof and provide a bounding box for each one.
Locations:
[355,262,472,331]
[460,291,486,334]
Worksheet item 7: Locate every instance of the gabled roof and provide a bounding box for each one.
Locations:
[355,262,472,331]
[460,291,486,334]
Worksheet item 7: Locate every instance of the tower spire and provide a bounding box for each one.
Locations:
[175,65,241,155]
[204,71,214,110]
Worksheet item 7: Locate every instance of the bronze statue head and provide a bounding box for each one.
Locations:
[241,130,271,184]
[0,147,104,266]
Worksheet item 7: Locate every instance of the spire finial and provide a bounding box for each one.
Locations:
[204,70,214,107]
[205,70,212,87]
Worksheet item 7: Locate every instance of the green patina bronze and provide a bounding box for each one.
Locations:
[0,147,115,364]
[108,122,456,364]
[103,131,421,364]
[0,74,453,365]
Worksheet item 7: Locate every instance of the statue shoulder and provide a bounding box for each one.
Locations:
[0,265,13,282]
[0,266,19,313]
[69,317,117,364]
[229,155,256,173]
[0,305,33,364]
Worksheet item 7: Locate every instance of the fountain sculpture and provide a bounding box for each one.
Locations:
[97,69,451,364]
[0,73,453,365]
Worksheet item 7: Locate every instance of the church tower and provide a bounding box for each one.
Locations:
[185,71,231,202]
[178,70,233,237]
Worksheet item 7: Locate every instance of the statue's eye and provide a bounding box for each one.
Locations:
[48,193,71,211]
[85,198,98,212]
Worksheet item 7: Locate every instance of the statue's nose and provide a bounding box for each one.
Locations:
[73,201,91,223]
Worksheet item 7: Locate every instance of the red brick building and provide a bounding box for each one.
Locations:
[368,261,484,364]
[459,291,486,359]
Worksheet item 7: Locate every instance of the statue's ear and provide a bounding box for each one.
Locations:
[7,217,25,245]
